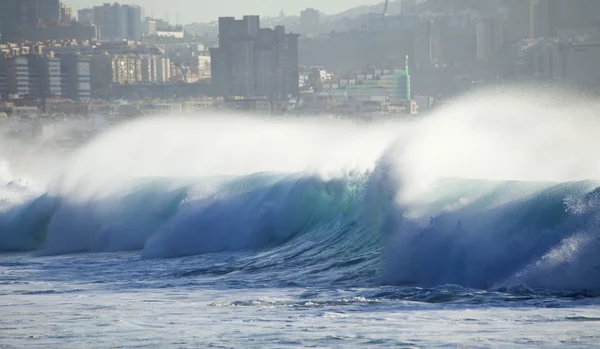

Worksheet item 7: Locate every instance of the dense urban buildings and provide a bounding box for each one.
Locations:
[210,16,299,100]
[0,0,95,44]
[503,0,600,41]
[0,38,181,100]
[1,0,600,117]
[0,0,59,43]
[0,52,91,101]
[0,0,212,105]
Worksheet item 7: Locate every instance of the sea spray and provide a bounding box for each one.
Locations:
[378,87,600,290]
[0,88,600,290]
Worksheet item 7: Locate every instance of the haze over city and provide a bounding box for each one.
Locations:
[67,0,386,23]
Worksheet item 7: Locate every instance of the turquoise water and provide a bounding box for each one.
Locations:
[1,170,600,348]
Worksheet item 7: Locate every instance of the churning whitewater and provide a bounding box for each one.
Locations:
[1,89,600,292]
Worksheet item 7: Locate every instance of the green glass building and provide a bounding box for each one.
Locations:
[392,56,411,101]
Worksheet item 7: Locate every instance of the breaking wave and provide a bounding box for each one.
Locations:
[1,88,600,291]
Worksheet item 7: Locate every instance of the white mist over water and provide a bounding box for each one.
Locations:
[366,87,600,290]
[49,115,404,199]
[383,87,600,203]
[1,87,597,204]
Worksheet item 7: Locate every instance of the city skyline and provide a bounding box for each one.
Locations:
[67,0,385,24]
[2,0,599,109]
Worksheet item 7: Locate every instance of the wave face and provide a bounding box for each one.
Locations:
[2,167,600,290]
[0,173,366,255]
[1,89,600,291]
[381,177,600,290]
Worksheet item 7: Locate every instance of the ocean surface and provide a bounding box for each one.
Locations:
[1,92,600,348]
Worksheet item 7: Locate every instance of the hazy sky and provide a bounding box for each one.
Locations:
[67,0,385,24]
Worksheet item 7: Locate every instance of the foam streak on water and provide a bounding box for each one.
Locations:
[1,88,600,347]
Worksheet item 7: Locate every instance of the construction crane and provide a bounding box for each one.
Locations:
[382,0,390,30]
[529,0,536,40]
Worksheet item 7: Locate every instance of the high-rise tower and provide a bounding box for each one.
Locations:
[210,16,299,100]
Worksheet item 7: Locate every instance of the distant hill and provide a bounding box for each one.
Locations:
[184,0,422,36]
[322,0,404,22]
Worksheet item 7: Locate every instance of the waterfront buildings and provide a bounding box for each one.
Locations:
[111,55,142,84]
[476,17,504,61]
[88,53,172,97]
[0,37,180,101]
[27,54,63,98]
[0,56,30,98]
[59,54,91,101]
[322,57,411,103]
[0,53,90,101]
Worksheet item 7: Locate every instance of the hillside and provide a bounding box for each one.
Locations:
[184,1,407,35]
[322,0,403,22]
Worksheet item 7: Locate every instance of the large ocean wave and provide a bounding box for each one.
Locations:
[1,89,600,291]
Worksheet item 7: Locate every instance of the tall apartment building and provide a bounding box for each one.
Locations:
[156,56,171,82]
[60,4,73,25]
[300,8,320,36]
[210,16,299,100]
[476,17,504,61]
[0,59,6,98]
[1,55,30,98]
[111,55,142,84]
[0,57,8,98]
[0,53,91,100]
[547,0,600,36]
[142,18,158,37]
[27,54,62,98]
[0,0,60,43]
[141,55,157,82]
[93,3,142,41]
[33,0,61,24]
[124,5,142,42]
[525,40,600,88]
[141,55,172,83]
[0,1,97,44]
[78,8,95,26]
[90,54,112,97]
[59,54,91,101]
[505,0,600,42]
